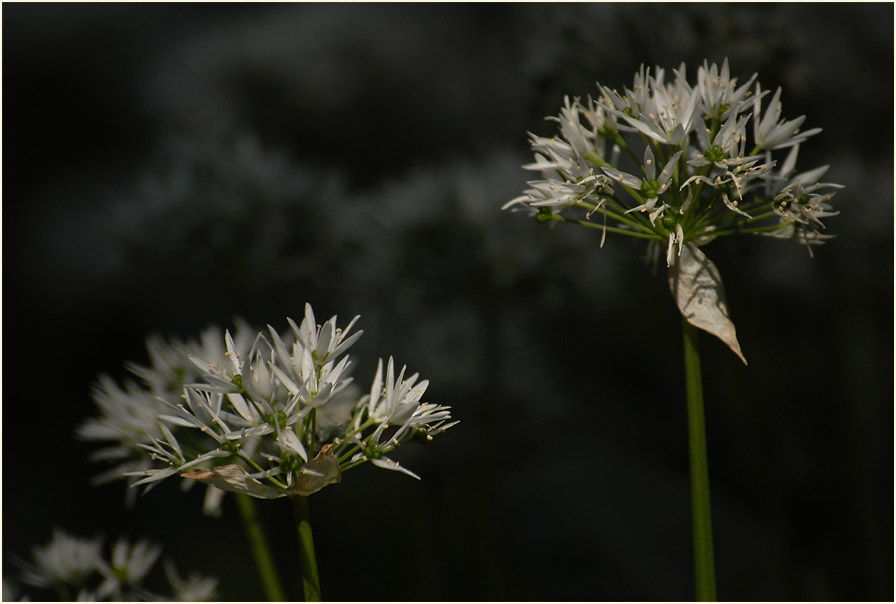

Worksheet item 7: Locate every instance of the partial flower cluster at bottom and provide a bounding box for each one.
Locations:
[80,304,456,511]
[6,528,217,601]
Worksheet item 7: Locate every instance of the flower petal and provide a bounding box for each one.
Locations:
[370,455,421,480]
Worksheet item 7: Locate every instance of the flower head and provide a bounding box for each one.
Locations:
[82,304,455,505]
[505,59,841,362]
[16,529,105,591]
[696,58,757,121]
[78,321,264,514]
[11,529,217,601]
[753,85,822,150]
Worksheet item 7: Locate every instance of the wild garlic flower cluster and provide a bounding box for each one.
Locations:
[504,59,842,363]
[504,59,841,265]
[9,528,217,601]
[79,319,263,515]
[80,304,455,510]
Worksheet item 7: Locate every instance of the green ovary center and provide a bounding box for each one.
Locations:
[640,178,661,199]
[280,451,304,473]
[661,214,678,232]
[704,144,728,163]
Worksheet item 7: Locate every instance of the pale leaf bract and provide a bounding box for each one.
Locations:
[668,243,748,365]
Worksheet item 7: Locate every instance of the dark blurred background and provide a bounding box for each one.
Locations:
[3,3,893,601]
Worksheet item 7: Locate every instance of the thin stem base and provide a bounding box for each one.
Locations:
[235,493,286,602]
[293,495,322,602]
[682,318,718,602]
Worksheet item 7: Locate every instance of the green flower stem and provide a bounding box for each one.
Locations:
[741,210,779,223]
[616,181,652,212]
[690,164,715,214]
[235,493,287,602]
[648,140,666,167]
[552,214,662,240]
[336,445,362,464]
[293,495,322,602]
[573,200,651,232]
[337,457,367,472]
[675,141,689,198]
[612,132,643,166]
[709,223,792,238]
[236,452,289,489]
[682,318,718,602]
[304,408,317,453]
[339,439,407,472]
[334,418,378,456]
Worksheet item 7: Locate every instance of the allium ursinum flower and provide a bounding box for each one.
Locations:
[11,529,217,601]
[92,538,163,600]
[15,529,104,594]
[504,59,842,363]
[79,321,261,515]
[346,356,455,478]
[164,562,220,602]
[93,303,454,501]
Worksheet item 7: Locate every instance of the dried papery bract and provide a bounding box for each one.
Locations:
[669,244,746,365]
[182,465,287,499]
[181,445,342,498]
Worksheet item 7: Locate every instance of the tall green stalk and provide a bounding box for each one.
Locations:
[682,318,718,602]
[293,495,322,602]
[235,494,286,602]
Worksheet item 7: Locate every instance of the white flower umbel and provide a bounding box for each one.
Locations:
[16,529,105,593]
[82,305,454,601]
[504,59,841,363]
[11,529,217,601]
[504,59,844,602]
[338,357,457,479]
[78,321,261,515]
[165,562,219,602]
[93,538,163,600]
[84,304,454,501]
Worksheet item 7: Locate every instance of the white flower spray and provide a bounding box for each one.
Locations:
[81,303,455,501]
[505,59,841,364]
[9,529,217,602]
[504,59,841,601]
[80,303,456,600]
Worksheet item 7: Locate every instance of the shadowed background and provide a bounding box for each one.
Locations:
[3,3,893,601]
